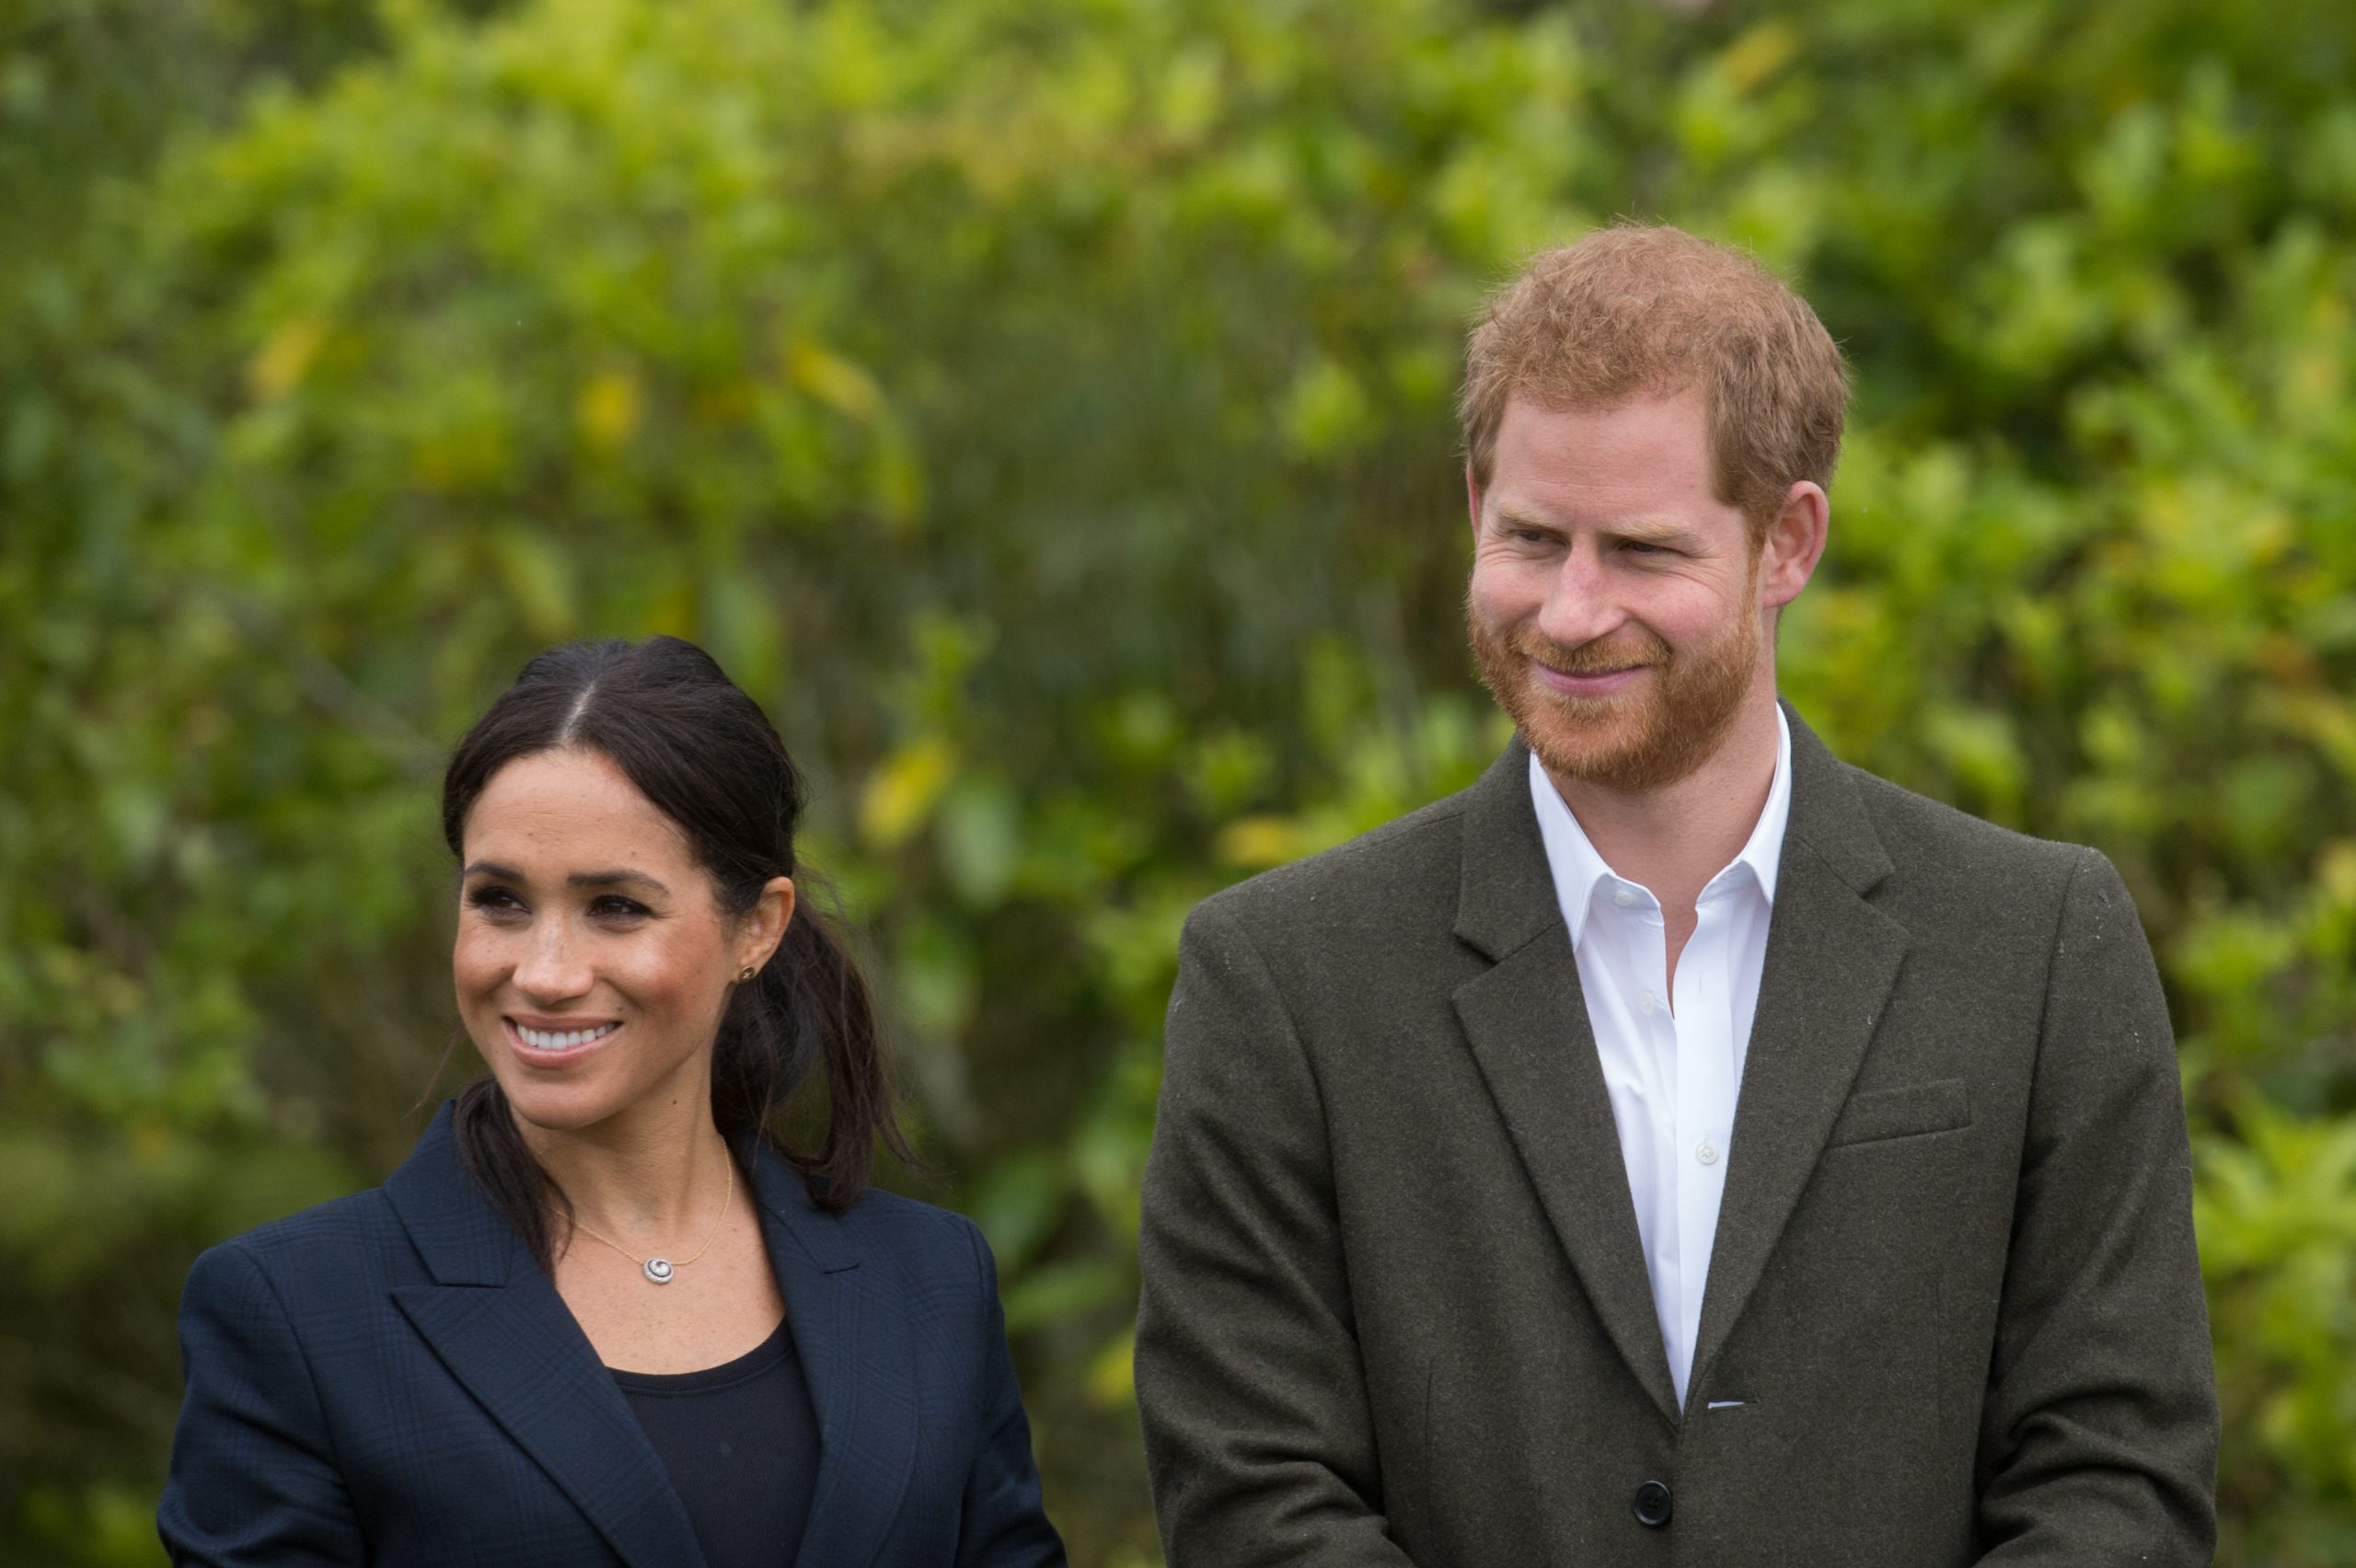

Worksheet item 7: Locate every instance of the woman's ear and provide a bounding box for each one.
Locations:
[739,876,796,975]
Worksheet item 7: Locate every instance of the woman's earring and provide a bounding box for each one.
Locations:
[737,965,757,983]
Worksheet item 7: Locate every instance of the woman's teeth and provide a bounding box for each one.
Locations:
[515,1021,620,1051]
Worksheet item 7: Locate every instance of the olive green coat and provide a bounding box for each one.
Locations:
[1136,709,2216,1566]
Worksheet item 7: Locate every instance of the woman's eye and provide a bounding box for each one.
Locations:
[466,886,526,917]
[589,895,651,919]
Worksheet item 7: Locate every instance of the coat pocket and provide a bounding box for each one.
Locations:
[1825,1078,1969,1147]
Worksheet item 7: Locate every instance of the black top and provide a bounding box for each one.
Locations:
[612,1317,819,1568]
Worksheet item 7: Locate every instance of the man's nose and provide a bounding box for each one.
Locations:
[1534,545,1623,651]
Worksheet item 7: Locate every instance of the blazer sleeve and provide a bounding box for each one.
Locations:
[156,1240,366,1567]
[1134,899,1419,1568]
[954,1216,1068,1568]
[1973,847,2220,1563]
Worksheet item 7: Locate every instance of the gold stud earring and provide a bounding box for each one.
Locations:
[737,965,756,984]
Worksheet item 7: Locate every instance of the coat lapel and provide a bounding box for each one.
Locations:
[385,1105,707,1568]
[760,1156,919,1568]
[1453,742,1682,1428]
[1688,711,1909,1402]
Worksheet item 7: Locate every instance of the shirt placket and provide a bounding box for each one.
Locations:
[1621,889,1683,1384]
[1671,890,1739,1402]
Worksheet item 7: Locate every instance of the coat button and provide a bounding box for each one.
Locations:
[1632,1479,1673,1528]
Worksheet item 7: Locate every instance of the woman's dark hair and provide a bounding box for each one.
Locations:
[435,636,910,1269]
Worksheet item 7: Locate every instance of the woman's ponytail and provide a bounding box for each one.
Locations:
[715,895,911,1209]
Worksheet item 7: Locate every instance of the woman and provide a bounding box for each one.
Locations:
[158,638,1066,1567]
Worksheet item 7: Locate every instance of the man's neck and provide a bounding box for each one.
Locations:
[1542,686,1784,923]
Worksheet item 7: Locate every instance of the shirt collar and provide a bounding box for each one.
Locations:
[1527,704,1794,947]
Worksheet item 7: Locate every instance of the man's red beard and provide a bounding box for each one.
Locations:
[1466,588,1761,793]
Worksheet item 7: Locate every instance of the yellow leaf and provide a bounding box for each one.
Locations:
[788,340,884,421]
[248,317,328,399]
[860,737,956,849]
[1217,815,1310,869]
[1721,20,1800,93]
[1086,1326,1136,1409]
[2319,840,2356,907]
[575,369,643,447]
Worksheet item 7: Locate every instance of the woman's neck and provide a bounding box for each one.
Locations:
[517,1090,736,1245]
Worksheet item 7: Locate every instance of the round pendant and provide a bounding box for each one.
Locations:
[643,1257,675,1285]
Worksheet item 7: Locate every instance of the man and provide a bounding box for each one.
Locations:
[1134,225,2217,1566]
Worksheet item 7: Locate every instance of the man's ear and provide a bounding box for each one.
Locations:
[1466,464,1484,538]
[1759,480,1830,611]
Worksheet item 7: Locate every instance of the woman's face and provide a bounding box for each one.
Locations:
[453,747,789,1136]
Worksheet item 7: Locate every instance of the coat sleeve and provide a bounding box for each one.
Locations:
[1134,898,1420,1568]
[1973,847,2220,1563]
[954,1217,1068,1568]
[156,1241,366,1566]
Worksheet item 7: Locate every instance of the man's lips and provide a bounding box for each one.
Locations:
[1530,660,1650,697]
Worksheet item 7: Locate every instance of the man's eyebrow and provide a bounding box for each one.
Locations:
[1493,508,1696,543]
[1493,507,1567,531]
[458,861,672,896]
[1607,517,1698,544]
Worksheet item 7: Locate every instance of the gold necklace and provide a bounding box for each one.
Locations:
[566,1153,735,1286]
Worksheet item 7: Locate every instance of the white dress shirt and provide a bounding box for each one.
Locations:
[1527,706,1792,1411]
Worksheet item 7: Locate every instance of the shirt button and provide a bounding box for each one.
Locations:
[1637,991,1657,1016]
[1611,886,1639,907]
[1696,1140,1719,1166]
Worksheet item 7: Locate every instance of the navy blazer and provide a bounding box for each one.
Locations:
[158,1102,1067,1567]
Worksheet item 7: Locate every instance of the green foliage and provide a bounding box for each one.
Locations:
[4,0,2354,1560]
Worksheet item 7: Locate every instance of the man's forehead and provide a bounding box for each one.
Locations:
[1489,396,1716,493]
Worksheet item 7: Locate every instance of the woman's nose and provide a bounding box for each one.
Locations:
[513,921,593,1002]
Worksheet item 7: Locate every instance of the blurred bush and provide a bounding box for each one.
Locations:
[4,0,2353,1561]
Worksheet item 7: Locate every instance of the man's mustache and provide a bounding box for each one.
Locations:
[1507,627,1671,676]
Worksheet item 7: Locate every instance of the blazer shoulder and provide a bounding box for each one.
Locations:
[826,1184,996,1296]
[182,1185,409,1315]
[1836,758,2100,908]
[1192,784,1473,940]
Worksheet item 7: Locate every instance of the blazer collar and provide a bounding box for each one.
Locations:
[386,1103,707,1568]
[1689,711,1907,1403]
[385,1104,919,1568]
[1525,706,1796,948]
[1458,701,1877,957]
[1451,704,1907,1424]
[754,1149,919,1568]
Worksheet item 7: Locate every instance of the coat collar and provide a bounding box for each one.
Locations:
[385,1103,918,1568]
[1525,704,1795,948]
[1451,704,1907,1424]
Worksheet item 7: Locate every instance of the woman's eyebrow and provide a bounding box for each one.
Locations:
[568,869,671,895]
[457,862,671,896]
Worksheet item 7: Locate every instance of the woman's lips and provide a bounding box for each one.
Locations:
[502,1016,621,1066]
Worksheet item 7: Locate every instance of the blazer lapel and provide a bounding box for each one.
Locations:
[759,1155,919,1568]
[385,1106,707,1568]
[1687,710,1910,1403]
[1453,742,1682,1428]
